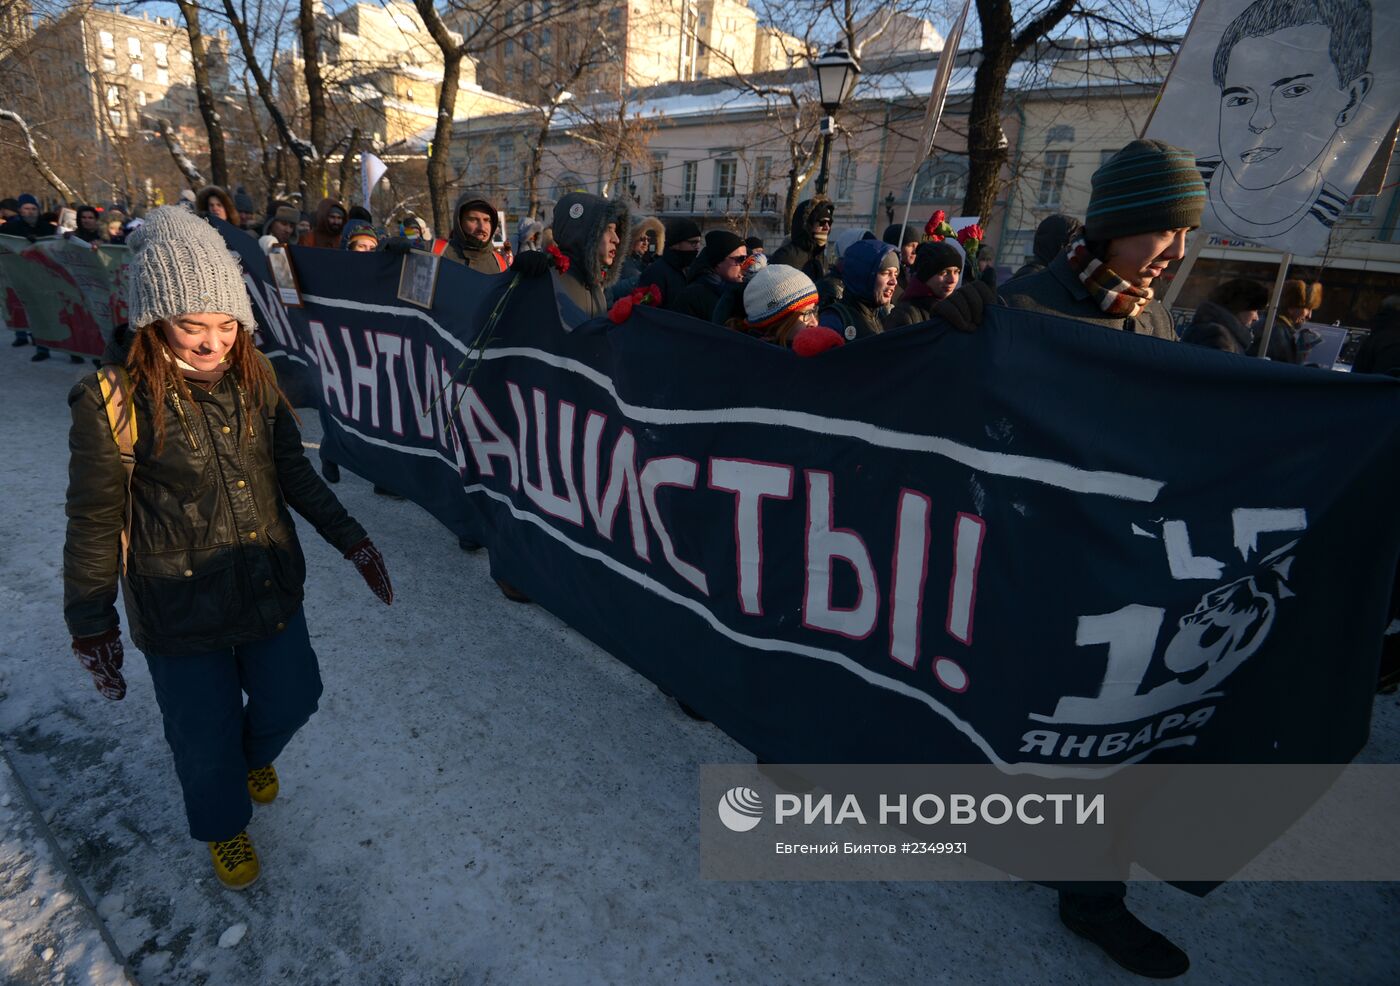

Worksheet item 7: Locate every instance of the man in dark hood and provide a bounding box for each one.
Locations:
[881,222,921,271]
[1010,213,1083,281]
[1180,278,1269,354]
[444,190,506,274]
[770,197,834,283]
[550,192,629,326]
[639,217,703,311]
[819,239,899,340]
[298,198,347,249]
[676,230,746,322]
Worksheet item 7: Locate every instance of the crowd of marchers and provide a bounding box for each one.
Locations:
[9,136,1399,985]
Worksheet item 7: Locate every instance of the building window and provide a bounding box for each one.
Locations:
[154,42,167,66]
[137,90,146,106]
[1045,125,1074,144]
[109,109,123,130]
[105,84,121,107]
[618,162,633,194]
[180,50,191,63]
[754,155,772,190]
[127,37,141,58]
[130,61,143,80]
[157,67,169,85]
[102,56,117,73]
[913,153,968,203]
[836,152,855,202]
[650,154,664,197]
[100,30,114,50]
[1037,151,1070,207]
[682,160,697,202]
[715,159,735,199]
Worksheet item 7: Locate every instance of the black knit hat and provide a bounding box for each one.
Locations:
[665,217,702,244]
[1085,139,1205,241]
[743,235,764,251]
[913,241,963,280]
[699,229,745,268]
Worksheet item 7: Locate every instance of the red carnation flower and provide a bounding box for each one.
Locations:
[546,242,570,274]
[607,296,635,324]
[956,223,984,245]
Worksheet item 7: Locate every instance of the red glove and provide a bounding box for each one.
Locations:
[345,538,393,605]
[73,628,126,701]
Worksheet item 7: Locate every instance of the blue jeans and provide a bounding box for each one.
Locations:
[143,607,323,842]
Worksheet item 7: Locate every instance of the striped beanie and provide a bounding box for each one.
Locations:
[743,264,818,330]
[1085,139,1205,241]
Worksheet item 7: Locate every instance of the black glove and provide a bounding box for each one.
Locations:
[382,236,414,256]
[933,280,996,333]
[510,250,552,279]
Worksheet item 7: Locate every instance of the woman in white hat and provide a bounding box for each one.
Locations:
[63,206,394,890]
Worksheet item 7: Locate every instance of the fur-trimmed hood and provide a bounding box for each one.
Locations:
[552,193,630,289]
[630,216,665,255]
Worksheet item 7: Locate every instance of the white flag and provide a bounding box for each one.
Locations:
[914,0,973,161]
[361,151,388,206]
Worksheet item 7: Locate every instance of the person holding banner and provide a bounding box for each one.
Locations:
[1000,139,1204,345]
[63,206,394,891]
[443,190,508,274]
[997,137,1207,979]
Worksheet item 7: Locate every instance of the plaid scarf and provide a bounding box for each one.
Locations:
[1063,236,1153,318]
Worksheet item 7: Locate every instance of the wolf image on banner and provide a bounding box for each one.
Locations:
[1147,0,1399,258]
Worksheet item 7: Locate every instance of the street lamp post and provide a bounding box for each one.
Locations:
[811,44,860,198]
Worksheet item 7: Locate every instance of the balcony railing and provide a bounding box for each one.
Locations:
[663,193,779,216]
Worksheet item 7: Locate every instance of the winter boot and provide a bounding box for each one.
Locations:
[247,764,279,805]
[458,536,482,552]
[1058,892,1189,978]
[373,484,406,500]
[30,347,49,362]
[10,332,28,347]
[208,831,260,890]
[322,460,341,483]
[68,353,84,363]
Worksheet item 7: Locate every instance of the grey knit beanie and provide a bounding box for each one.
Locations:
[743,264,818,330]
[126,205,256,332]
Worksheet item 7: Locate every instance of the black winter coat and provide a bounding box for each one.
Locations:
[999,253,1177,341]
[1180,299,1254,354]
[638,250,693,312]
[64,361,366,656]
[1353,310,1400,376]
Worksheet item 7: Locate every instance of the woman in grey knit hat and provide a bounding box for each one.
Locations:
[62,206,394,890]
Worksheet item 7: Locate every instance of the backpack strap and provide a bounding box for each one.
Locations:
[96,366,137,574]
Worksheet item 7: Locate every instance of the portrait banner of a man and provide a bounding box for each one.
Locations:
[1145,0,1400,258]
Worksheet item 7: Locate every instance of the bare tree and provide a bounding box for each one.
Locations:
[221,0,319,197]
[175,0,229,188]
[0,108,77,201]
[297,0,330,196]
[157,116,207,186]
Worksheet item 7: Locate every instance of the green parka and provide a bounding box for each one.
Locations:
[63,354,365,656]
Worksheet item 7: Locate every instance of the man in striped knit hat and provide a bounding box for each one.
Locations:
[998,139,1207,981]
[998,139,1205,347]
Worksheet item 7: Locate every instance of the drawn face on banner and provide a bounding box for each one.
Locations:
[1218,23,1373,190]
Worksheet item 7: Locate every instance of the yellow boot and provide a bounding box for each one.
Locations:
[208,831,260,890]
[247,764,279,805]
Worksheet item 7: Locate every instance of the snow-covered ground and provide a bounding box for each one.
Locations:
[2,344,1397,985]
